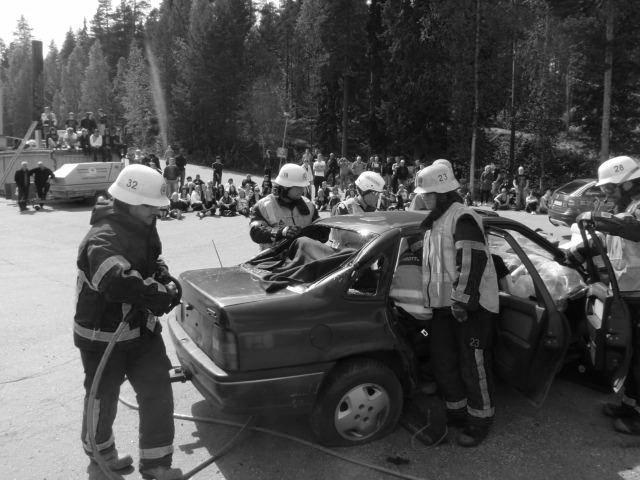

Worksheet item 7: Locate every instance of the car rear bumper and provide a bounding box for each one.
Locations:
[548,209,578,227]
[168,314,332,413]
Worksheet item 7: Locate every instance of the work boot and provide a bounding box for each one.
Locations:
[613,413,640,436]
[90,449,133,471]
[140,466,183,480]
[446,408,468,428]
[456,424,490,447]
[602,402,637,419]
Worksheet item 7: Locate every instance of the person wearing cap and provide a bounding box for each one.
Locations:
[414,161,499,447]
[80,111,97,133]
[212,155,224,187]
[14,161,32,212]
[74,164,182,479]
[249,163,318,250]
[564,155,640,435]
[332,171,385,215]
[29,161,56,209]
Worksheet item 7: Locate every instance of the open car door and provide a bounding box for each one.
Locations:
[487,226,571,407]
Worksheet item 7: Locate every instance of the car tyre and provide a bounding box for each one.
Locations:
[309,358,403,447]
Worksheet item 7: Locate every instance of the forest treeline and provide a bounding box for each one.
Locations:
[1,0,639,188]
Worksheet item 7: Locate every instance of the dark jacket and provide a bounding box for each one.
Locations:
[163,164,180,181]
[29,167,55,186]
[14,168,31,189]
[74,202,173,351]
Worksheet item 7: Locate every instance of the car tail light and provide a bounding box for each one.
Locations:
[208,308,239,370]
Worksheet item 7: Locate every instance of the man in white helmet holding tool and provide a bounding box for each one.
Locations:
[74,164,182,479]
[249,163,319,250]
[414,160,499,447]
[331,170,385,215]
[565,155,640,435]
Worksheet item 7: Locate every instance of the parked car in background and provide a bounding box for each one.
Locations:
[548,178,612,227]
[169,211,633,446]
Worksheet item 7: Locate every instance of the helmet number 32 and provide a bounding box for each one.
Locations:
[126,178,138,189]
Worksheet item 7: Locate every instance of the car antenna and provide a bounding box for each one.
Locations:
[211,239,224,267]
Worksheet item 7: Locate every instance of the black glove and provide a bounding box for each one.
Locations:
[451,302,468,323]
[164,282,179,313]
[281,225,302,239]
[155,265,171,284]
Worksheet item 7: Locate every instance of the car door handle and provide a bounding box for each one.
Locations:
[185,303,194,311]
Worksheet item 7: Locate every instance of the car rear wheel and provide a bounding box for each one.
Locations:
[309,358,402,446]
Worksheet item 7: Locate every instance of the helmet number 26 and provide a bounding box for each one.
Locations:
[126,178,138,189]
[613,164,624,173]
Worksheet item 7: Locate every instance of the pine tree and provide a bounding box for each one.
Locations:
[4,16,33,136]
[61,45,88,119]
[43,42,61,117]
[80,40,111,115]
[122,42,154,148]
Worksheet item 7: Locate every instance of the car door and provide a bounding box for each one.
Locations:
[486,226,571,407]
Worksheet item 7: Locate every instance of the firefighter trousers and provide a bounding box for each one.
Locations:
[80,331,175,470]
[622,305,640,413]
[430,307,496,425]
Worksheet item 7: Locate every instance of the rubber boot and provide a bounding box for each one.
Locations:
[91,449,133,471]
[456,424,490,447]
[446,408,468,428]
[140,466,183,480]
[613,412,640,435]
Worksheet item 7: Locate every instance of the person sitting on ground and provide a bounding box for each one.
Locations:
[193,174,205,190]
[525,190,539,214]
[190,184,204,212]
[236,189,250,217]
[492,187,511,211]
[166,192,184,220]
[344,183,357,199]
[226,178,238,197]
[328,186,341,212]
[315,186,327,211]
[261,175,272,196]
[184,176,195,194]
[176,186,191,211]
[218,189,237,216]
[538,188,552,214]
[198,183,217,218]
[248,186,262,209]
[61,127,78,150]
[214,184,226,203]
[241,174,256,190]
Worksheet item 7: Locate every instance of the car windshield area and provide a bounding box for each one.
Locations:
[243,225,380,290]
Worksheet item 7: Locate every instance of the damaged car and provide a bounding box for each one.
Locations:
[168,211,634,446]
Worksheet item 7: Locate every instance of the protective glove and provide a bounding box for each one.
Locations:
[451,302,468,323]
[563,247,585,266]
[282,225,302,239]
[155,265,171,285]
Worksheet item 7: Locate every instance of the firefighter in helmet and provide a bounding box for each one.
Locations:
[414,161,499,447]
[566,155,640,435]
[249,163,319,250]
[332,171,385,215]
[74,164,182,480]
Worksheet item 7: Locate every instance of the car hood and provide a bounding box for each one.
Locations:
[179,266,296,307]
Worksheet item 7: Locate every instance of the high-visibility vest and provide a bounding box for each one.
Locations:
[606,198,640,291]
[422,202,499,312]
[390,248,432,321]
[256,194,315,250]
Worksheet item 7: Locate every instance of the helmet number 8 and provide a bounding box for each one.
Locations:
[438,173,448,182]
[126,178,138,189]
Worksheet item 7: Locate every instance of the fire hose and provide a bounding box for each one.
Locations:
[87,277,430,480]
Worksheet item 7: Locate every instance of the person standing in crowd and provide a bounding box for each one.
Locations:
[14,161,32,212]
[80,112,97,133]
[301,155,313,198]
[40,106,57,139]
[312,153,327,199]
[302,148,313,166]
[212,156,224,186]
[414,161,499,447]
[97,109,108,137]
[249,164,318,250]
[29,161,55,210]
[163,158,180,198]
[351,155,367,181]
[480,165,494,205]
[393,158,410,193]
[74,164,182,480]
[65,112,78,131]
[90,129,103,162]
[332,171,385,215]
[173,148,187,188]
[513,166,529,211]
[338,156,352,191]
[564,155,640,436]
[538,188,552,214]
[326,152,339,186]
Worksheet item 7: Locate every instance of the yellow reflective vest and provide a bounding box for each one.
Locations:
[422,202,499,312]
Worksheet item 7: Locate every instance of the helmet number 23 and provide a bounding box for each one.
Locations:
[438,173,448,182]
[126,178,138,189]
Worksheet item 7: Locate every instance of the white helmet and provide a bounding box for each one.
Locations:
[108,164,169,207]
[432,158,453,170]
[414,163,460,194]
[596,156,640,186]
[355,171,385,193]
[274,163,310,188]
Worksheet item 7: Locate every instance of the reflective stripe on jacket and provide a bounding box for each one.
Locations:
[422,202,499,312]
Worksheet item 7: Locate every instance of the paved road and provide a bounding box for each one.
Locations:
[1,165,638,480]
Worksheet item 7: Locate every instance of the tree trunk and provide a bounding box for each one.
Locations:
[341,74,349,157]
[600,0,614,163]
[469,0,481,201]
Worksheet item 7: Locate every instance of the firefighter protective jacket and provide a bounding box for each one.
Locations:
[74,202,173,351]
